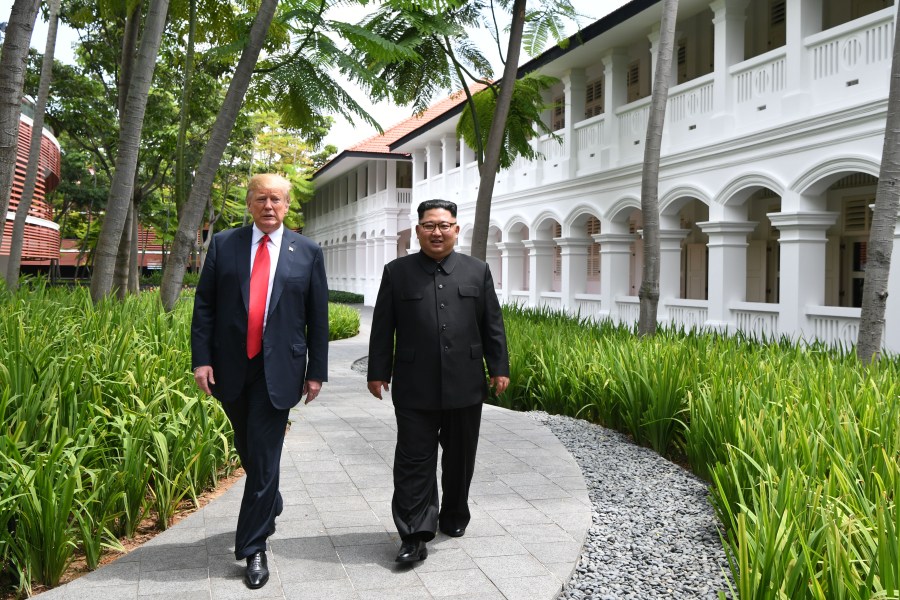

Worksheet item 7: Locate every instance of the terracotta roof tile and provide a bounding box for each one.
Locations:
[347,84,487,155]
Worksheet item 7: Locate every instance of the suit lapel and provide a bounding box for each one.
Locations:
[237,226,253,312]
[268,231,296,318]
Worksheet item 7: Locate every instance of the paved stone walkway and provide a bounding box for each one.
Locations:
[36,307,591,600]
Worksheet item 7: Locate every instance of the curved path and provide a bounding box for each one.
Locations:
[36,307,592,600]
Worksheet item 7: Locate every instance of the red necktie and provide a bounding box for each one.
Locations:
[247,234,270,358]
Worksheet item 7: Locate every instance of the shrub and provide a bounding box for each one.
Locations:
[328,290,364,304]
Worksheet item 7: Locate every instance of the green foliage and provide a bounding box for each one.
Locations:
[0,284,359,594]
[329,303,361,340]
[328,290,364,304]
[456,74,559,169]
[499,304,900,599]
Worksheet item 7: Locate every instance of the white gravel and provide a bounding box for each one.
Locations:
[528,411,734,600]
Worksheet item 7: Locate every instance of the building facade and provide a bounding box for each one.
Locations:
[307,0,900,352]
[0,104,62,275]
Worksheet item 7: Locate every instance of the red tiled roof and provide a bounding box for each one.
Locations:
[347,84,488,155]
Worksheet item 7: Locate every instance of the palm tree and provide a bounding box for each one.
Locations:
[160,0,281,311]
[637,0,678,336]
[856,10,900,363]
[90,0,171,303]
[0,0,40,254]
[5,0,62,291]
[469,0,525,261]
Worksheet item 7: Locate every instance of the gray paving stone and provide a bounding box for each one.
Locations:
[40,310,590,600]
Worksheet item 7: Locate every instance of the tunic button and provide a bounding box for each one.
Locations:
[442,324,447,330]
[438,284,444,289]
[444,346,449,351]
[440,303,445,309]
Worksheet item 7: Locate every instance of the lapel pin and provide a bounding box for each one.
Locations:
[289,246,294,252]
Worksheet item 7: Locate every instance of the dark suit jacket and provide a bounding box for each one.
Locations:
[367,250,509,410]
[191,225,329,410]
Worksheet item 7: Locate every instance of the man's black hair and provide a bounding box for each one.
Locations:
[416,199,457,219]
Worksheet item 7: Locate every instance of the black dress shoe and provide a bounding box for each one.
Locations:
[440,526,466,537]
[395,538,427,563]
[244,551,269,589]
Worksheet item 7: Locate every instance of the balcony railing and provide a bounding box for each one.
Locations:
[731,302,781,341]
[807,305,861,350]
[666,299,709,329]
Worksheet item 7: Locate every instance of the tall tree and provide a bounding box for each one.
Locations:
[159,0,392,310]
[160,0,281,311]
[469,0,525,261]
[356,0,578,261]
[5,0,62,291]
[0,0,40,255]
[90,0,171,302]
[857,11,900,363]
[636,0,678,336]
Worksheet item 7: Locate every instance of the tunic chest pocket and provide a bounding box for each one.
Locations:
[400,290,423,301]
[458,285,479,298]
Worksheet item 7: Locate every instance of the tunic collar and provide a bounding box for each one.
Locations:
[416,249,458,274]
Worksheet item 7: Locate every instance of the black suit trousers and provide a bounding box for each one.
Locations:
[221,354,288,560]
[392,403,482,542]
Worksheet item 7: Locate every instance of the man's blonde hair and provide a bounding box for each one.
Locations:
[246,173,292,203]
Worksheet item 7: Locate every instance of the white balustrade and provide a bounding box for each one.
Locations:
[809,9,893,81]
[806,305,861,350]
[731,302,781,341]
[666,299,709,329]
[615,296,640,324]
[732,50,787,104]
[668,76,714,123]
[539,292,562,312]
[573,294,603,320]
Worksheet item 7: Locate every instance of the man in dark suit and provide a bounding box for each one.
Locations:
[367,199,509,563]
[191,173,328,589]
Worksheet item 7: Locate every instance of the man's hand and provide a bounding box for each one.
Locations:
[490,376,509,395]
[303,380,322,404]
[194,366,215,395]
[368,380,390,400]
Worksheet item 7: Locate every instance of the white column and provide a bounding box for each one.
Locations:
[365,238,377,305]
[598,233,635,322]
[460,143,474,198]
[426,142,441,196]
[356,167,366,201]
[658,229,691,315]
[647,24,661,86]
[768,211,838,341]
[412,149,426,185]
[709,0,749,129]
[486,243,502,293]
[523,240,556,307]
[601,50,629,166]
[353,239,366,295]
[782,0,823,116]
[383,234,399,264]
[556,237,592,313]
[368,161,377,195]
[697,221,756,328]
[497,241,526,303]
[562,69,586,179]
[386,160,397,202]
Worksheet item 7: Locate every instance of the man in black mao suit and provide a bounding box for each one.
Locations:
[192,173,328,589]
[367,199,509,563]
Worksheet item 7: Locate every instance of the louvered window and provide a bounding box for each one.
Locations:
[554,223,562,274]
[770,0,786,25]
[844,198,871,233]
[585,78,604,119]
[552,96,565,131]
[626,61,641,103]
[587,217,601,281]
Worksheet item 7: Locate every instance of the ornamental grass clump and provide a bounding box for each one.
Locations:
[0,283,360,595]
[499,304,900,599]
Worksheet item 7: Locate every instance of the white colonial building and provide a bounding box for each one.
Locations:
[307,0,900,352]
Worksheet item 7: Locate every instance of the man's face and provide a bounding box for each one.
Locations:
[416,208,459,261]
[247,185,289,234]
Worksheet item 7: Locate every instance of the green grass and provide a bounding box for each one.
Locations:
[496,304,900,600]
[0,283,360,596]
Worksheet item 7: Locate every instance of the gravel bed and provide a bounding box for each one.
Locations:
[529,411,733,600]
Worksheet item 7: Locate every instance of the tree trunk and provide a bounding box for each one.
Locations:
[90,0,170,303]
[119,2,141,117]
[0,0,40,254]
[160,0,280,311]
[129,192,141,294]
[5,0,60,291]
[637,0,678,337]
[114,202,133,299]
[470,0,526,262]
[857,12,900,363]
[175,0,197,213]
